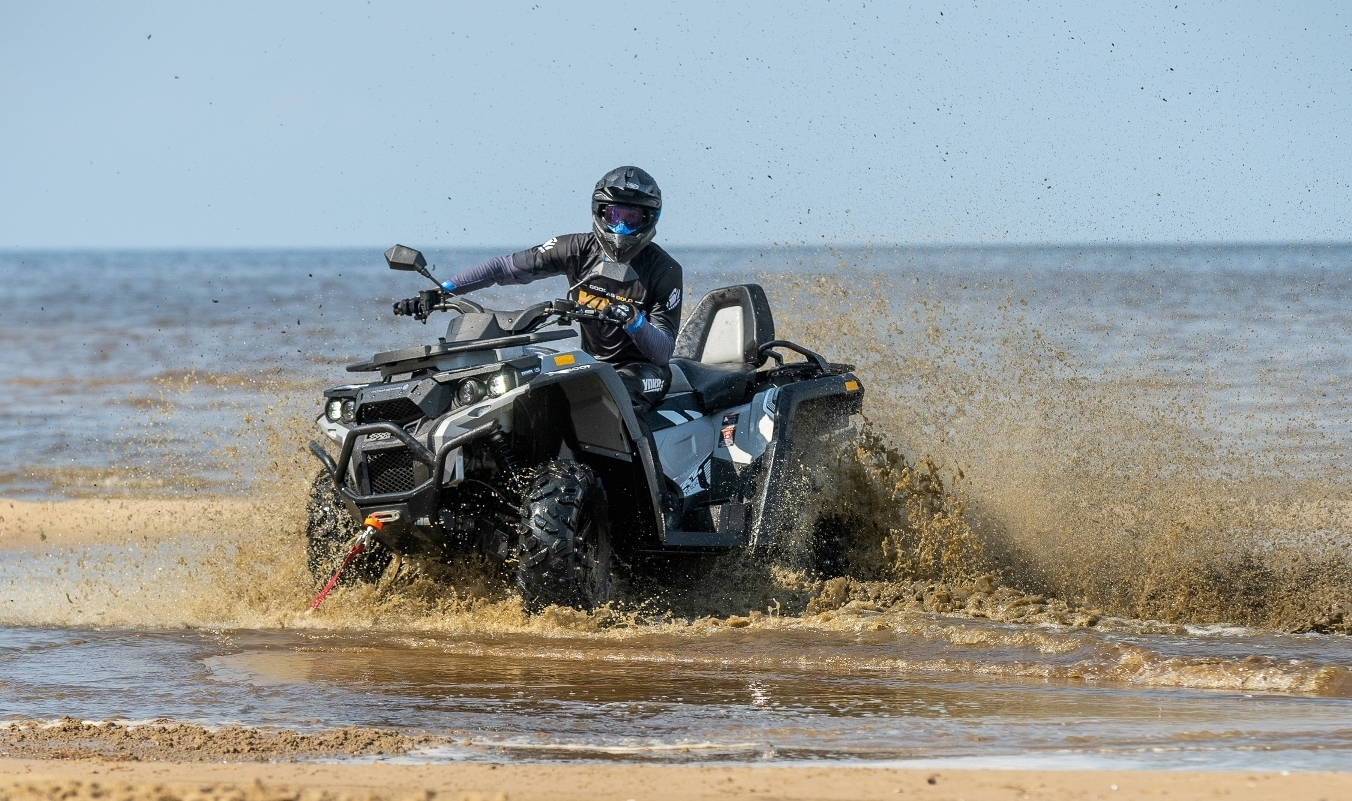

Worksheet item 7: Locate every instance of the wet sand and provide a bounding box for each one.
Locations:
[0,498,255,550]
[0,758,1346,801]
[0,719,430,763]
[4,720,1344,801]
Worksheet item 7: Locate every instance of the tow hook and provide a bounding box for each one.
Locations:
[309,515,385,612]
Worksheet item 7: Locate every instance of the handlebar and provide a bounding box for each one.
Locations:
[547,298,607,324]
[392,292,606,329]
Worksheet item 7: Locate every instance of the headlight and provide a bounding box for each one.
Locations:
[326,399,343,422]
[455,379,486,406]
[487,369,518,397]
[342,399,356,422]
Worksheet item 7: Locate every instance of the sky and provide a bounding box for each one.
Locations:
[0,1,1348,248]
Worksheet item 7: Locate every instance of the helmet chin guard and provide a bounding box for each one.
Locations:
[592,166,662,264]
[591,218,656,264]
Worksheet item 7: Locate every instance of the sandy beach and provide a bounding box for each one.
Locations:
[0,719,1346,800]
[0,759,1346,801]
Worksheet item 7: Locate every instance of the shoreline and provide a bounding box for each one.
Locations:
[0,759,1346,800]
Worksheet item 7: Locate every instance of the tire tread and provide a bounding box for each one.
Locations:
[516,460,608,611]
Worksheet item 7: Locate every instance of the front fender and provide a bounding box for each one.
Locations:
[531,355,666,541]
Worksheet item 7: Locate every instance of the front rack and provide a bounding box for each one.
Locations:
[309,420,501,506]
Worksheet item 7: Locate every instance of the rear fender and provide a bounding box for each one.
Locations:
[747,373,865,551]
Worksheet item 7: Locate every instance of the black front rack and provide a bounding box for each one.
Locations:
[309,420,501,506]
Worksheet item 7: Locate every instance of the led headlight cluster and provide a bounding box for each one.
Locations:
[455,378,485,407]
[324,397,356,422]
[450,368,519,407]
[489,368,513,397]
[487,367,519,398]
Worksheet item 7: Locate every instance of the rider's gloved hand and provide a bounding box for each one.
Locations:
[600,302,646,335]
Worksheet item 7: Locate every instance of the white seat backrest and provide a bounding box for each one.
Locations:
[700,305,745,364]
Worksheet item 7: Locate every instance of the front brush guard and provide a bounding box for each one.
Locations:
[308,420,500,507]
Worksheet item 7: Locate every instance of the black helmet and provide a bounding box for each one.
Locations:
[591,166,662,263]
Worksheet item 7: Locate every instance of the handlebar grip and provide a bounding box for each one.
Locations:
[393,293,436,319]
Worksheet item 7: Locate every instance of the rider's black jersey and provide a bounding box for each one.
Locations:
[508,233,683,365]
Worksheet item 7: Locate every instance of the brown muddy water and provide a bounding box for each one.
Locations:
[3,575,1352,769]
[2,246,1352,770]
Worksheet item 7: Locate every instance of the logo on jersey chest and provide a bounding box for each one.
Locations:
[576,286,636,310]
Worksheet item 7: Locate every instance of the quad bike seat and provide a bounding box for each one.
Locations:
[669,284,776,411]
[669,359,754,411]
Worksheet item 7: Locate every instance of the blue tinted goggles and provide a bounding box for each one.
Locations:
[600,204,657,235]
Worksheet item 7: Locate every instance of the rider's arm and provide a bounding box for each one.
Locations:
[442,235,579,293]
[626,317,675,366]
[625,260,683,366]
[440,254,535,293]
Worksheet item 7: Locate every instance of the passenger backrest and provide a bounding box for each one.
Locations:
[673,284,776,365]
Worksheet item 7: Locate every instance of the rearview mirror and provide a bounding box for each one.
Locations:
[384,244,427,272]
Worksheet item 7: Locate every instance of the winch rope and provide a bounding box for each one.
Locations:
[309,516,383,611]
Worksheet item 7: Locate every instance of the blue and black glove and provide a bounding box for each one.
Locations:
[599,302,646,335]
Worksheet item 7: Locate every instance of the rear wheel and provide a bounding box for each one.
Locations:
[516,459,611,612]
[305,470,393,585]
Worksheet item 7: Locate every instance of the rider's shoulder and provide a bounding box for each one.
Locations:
[531,232,592,256]
[637,241,681,272]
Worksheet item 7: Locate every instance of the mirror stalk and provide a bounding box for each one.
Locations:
[385,244,445,290]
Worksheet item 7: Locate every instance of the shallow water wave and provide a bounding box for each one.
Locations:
[3,624,1352,768]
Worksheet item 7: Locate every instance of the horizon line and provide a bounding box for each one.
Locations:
[2,240,1350,254]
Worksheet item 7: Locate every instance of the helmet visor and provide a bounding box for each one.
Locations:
[600,204,651,236]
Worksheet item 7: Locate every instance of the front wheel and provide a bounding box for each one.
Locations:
[516,460,611,612]
[305,470,393,585]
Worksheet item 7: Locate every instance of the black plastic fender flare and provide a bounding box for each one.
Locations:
[747,372,865,551]
[528,360,666,540]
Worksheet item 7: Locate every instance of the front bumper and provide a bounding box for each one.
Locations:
[308,421,500,532]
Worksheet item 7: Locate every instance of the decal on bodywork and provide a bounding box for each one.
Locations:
[679,457,713,496]
[645,392,704,432]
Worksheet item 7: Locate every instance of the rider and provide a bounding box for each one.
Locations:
[439,166,682,420]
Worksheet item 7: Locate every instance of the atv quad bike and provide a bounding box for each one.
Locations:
[306,245,864,611]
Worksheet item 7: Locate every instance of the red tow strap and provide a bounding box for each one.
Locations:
[309,517,383,612]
